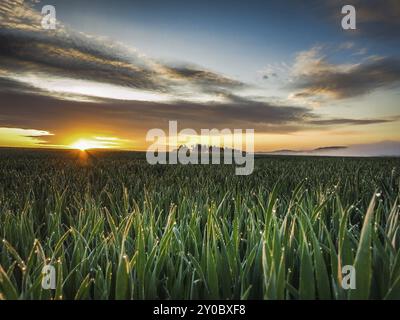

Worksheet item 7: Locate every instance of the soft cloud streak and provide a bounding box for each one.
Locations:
[0,0,245,103]
[289,46,400,100]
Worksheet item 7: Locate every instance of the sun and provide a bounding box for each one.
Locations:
[71,139,97,151]
[70,136,123,151]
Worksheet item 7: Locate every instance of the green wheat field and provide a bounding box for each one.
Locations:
[0,148,399,300]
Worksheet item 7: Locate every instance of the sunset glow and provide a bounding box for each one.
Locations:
[0,0,399,156]
[71,139,113,151]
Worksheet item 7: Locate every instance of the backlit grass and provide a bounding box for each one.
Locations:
[0,149,399,299]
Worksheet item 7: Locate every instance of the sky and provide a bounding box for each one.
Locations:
[0,0,400,155]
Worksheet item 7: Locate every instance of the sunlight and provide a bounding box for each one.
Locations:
[69,136,126,151]
[71,139,105,151]
[0,127,54,148]
[10,74,170,103]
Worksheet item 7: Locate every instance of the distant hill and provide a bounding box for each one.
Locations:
[265,146,347,155]
[260,141,400,157]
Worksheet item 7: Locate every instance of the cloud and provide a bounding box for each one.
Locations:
[306,118,396,126]
[262,73,277,80]
[325,0,400,40]
[289,46,400,100]
[1,89,397,149]
[258,64,285,81]
[0,0,244,102]
[0,90,311,134]
[162,65,244,89]
[0,126,54,148]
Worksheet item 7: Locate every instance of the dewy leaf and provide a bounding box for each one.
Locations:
[349,195,375,300]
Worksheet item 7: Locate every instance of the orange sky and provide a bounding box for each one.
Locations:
[0,1,399,155]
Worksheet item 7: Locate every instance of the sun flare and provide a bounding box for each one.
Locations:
[71,139,100,151]
[70,137,123,151]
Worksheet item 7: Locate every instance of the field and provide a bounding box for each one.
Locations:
[0,148,399,300]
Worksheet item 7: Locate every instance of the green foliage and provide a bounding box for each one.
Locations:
[0,149,399,299]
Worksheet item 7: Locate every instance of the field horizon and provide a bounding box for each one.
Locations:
[1,146,400,159]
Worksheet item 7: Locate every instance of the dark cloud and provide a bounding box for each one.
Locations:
[307,118,395,126]
[0,30,164,90]
[0,28,245,94]
[0,90,310,135]
[262,73,277,80]
[325,0,400,40]
[1,89,396,148]
[164,65,244,89]
[0,0,245,98]
[291,55,400,99]
[0,76,41,94]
